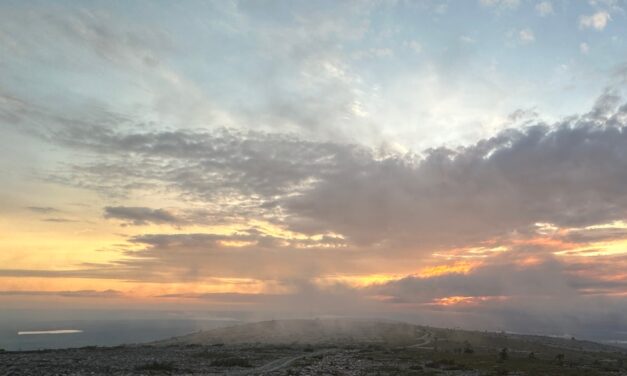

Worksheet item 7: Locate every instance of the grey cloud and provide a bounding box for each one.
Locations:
[156,280,377,315]
[506,108,539,124]
[0,289,122,298]
[0,267,133,280]
[42,125,366,214]
[119,232,358,282]
[0,5,171,68]
[587,88,622,121]
[371,258,578,304]
[0,230,350,283]
[156,292,282,303]
[104,206,181,226]
[284,111,627,247]
[47,10,169,67]
[613,61,627,85]
[363,247,627,308]
[561,227,627,243]
[42,217,78,223]
[26,206,59,213]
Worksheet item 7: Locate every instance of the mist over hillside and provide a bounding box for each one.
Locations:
[158,318,424,346]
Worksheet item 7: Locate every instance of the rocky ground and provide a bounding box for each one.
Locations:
[0,343,301,376]
[2,342,627,376]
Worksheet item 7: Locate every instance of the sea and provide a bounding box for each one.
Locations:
[0,309,245,351]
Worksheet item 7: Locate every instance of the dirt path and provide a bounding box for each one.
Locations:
[230,330,433,374]
[229,349,332,375]
[408,330,433,348]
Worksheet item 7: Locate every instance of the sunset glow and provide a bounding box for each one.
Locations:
[2,0,627,340]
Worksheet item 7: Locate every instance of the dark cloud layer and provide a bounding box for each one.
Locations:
[104,206,180,226]
[26,206,59,214]
[120,232,358,281]
[287,120,627,247]
[370,254,627,304]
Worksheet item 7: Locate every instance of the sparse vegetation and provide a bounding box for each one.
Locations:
[463,340,474,354]
[210,356,252,367]
[556,352,565,366]
[191,350,232,359]
[498,347,509,362]
[134,361,176,371]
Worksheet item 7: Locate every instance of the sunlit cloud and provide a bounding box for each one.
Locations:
[579,10,611,31]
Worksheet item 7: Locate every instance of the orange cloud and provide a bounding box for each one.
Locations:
[429,295,508,306]
[417,261,479,278]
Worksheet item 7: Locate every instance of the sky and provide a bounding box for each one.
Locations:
[2,0,627,337]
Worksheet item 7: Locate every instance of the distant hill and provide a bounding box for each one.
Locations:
[156,318,425,346]
[156,318,626,357]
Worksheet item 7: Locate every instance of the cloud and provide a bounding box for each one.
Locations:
[0,267,131,279]
[459,35,476,44]
[5,77,627,331]
[284,103,627,248]
[579,11,611,30]
[42,217,78,223]
[157,292,281,302]
[580,42,590,54]
[588,88,621,119]
[0,289,123,298]
[518,28,535,44]
[403,40,423,53]
[37,123,363,205]
[116,232,359,282]
[363,249,627,333]
[10,91,626,288]
[26,206,59,213]
[156,282,376,314]
[369,255,590,304]
[0,5,233,133]
[479,0,520,9]
[43,9,171,68]
[535,1,553,16]
[104,206,181,226]
[560,225,627,244]
[0,6,172,74]
[9,90,627,254]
